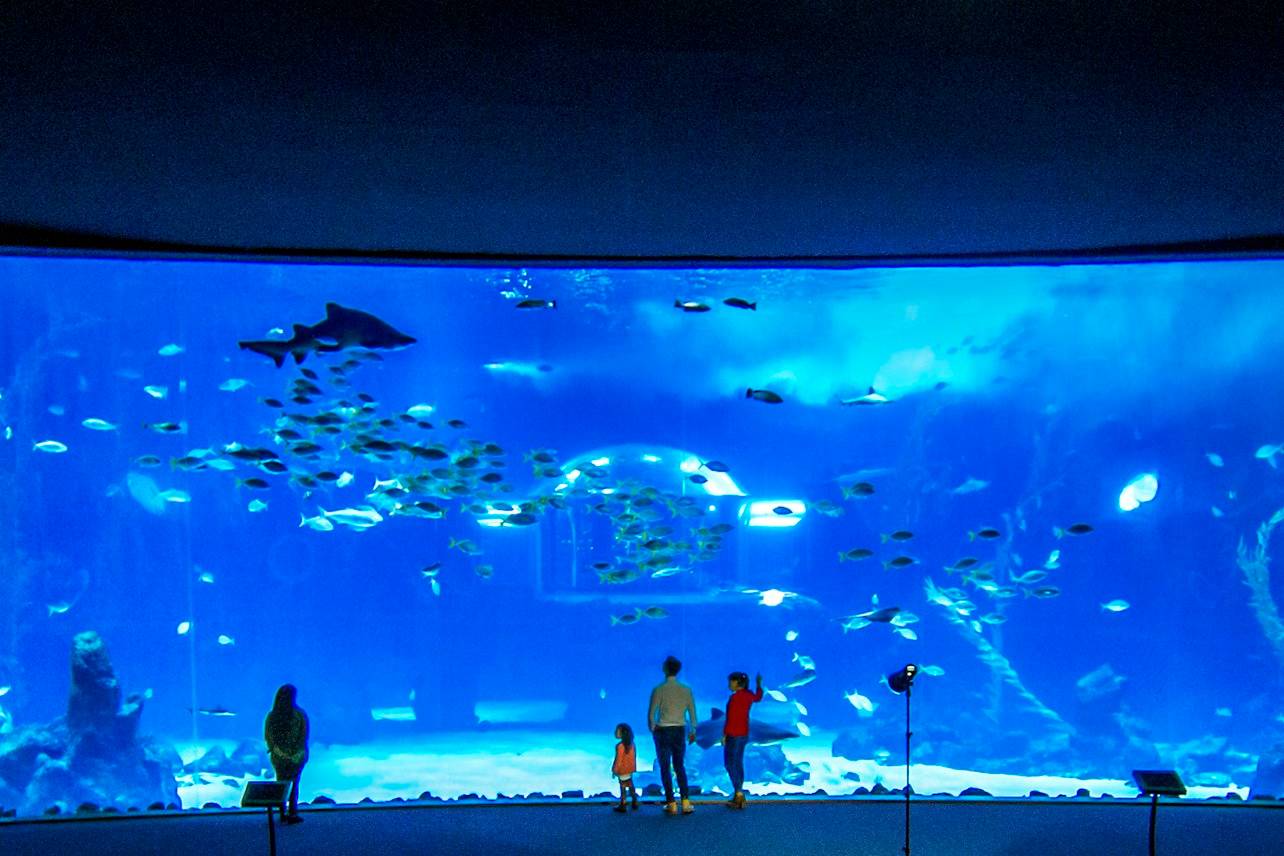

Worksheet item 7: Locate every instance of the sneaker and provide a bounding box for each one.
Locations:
[613,803,627,814]
[663,801,679,815]
[734,792,747,810]
[283,814,304,825]
[681,799,695,815]
[630,796,639,811]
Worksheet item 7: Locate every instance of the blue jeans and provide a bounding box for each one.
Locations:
[724,735,748,793]
[653,726,689,802]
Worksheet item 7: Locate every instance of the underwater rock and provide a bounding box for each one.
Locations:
[959,787,991,797]
[561,789,583,799]
[228,740,270,776]
[869,783,890,795]
[185,740,268,777]
[1249,745,1284,799]
[312,794,337,805]
[76,800,99,813]
[1029,790,1049,798]
[692,741,808,788]
[0,632,179,816]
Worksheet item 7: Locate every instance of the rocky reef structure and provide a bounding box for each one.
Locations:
[1236,506,1284,673]
[0,631,180,815]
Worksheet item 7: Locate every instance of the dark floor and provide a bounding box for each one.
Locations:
[2,796,1281,856]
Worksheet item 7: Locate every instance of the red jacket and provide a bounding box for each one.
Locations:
[723,687,764,737]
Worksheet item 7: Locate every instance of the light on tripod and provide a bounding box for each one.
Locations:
[887,663,917,694]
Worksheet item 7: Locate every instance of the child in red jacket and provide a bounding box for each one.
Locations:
[722,672,763,809]
[611,723,639,812]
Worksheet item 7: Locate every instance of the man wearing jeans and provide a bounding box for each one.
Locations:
[648,655,698,815]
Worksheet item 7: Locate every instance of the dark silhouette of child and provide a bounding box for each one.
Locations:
[264,684,309,823]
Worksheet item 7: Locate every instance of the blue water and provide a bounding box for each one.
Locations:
[2,255,1283,810]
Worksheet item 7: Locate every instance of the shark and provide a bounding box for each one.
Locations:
[239,302,417,366]
[694,708,801,749]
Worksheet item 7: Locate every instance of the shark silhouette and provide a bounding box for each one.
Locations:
[239,303,417,366]
[694,708,801,749]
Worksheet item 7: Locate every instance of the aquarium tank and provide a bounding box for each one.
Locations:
[1,254,1283,816]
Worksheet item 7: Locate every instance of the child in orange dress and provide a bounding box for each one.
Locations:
[612,723,639,812]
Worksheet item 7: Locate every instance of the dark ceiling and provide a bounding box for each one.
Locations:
[1,2,1281,261]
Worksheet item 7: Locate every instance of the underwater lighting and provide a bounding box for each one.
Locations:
[759,588,787,607]
[742,500,805,527]
[679,456,701,474]
[475,503,520,528]
[590,456,610,467]
[641,454,661,463]
[1119,472,1160,512]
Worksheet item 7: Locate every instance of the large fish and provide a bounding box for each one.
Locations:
[239,303,417,366]
[694,708,801,749]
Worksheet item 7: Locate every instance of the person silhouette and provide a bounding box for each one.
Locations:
[264,684,309,823]
[647,655,697,815]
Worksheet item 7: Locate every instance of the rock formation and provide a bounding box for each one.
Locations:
[0,631,179,815]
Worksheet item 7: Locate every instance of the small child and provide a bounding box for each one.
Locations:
[612,723,639,812]
[722,671,763,809]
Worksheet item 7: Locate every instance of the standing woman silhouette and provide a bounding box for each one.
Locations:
[264,684,310,823]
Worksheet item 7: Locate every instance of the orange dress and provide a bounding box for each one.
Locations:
[612,742,637,780]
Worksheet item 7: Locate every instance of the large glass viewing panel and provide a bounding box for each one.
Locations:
[1,255,1282,814]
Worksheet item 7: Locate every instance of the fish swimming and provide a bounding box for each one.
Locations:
[843,689,877,716]
[239,303,417,366]
[840,387,890,406]
[723,297,757,310]
[694,708,799,749]
[780,670,817,689]
[951,477,989,495]
[746,388,784,404]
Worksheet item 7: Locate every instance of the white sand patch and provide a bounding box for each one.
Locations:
[171,729,1249,809]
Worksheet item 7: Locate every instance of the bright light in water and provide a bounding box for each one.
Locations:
[679,456,701,474]
[760,589,786,607]
[1119,472,1159,512]
[566,469,581,482]
[600,488,616,495]
[641,454,661,463]
[590,456,610,467]
[707,505,716,512]
[476,503,519,528]
[742,500,805,527]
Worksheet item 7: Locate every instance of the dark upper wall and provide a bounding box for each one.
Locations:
[1,2,1281,260]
